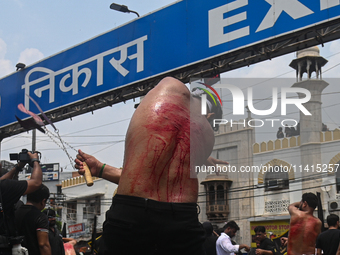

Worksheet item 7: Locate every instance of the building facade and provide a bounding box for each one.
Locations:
[61,175,118,239]
[198,47,340,246]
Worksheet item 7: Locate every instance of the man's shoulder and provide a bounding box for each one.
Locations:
[16,205,44,218]
[263,237,274,244]
[1,179,27,188]
[319,228,340,237]
[155,77,190,94]
[129,78,190,131]
[289,212,304,224]
[15,205,35,225]
[260,238,275,249]
[1,179,27,199]
[316,229,340,248]
[311,216,322,227]
[16,204,33,212]
[292,213,320,222]
[36,209,48,220]
[217,233,228,241]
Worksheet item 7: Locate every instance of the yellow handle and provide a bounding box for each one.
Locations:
[83,162,93,187]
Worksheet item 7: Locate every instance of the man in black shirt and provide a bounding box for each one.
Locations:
[276,127,284,139]
[43,209,65,255]
[0,152,43,254]
[202,222,218,255]
[316,214,340,255]
[254,226,277,255]
[15,184,51,255]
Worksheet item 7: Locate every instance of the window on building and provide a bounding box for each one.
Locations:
[83,196,101,220]
[264,165,289,191]
[208,184,227,205]
[209,185,215,205]
[204,181,230,222]
[217,185,225,205]
[83,207,89,220]
[66,201,77,222]
[204,146,234,222]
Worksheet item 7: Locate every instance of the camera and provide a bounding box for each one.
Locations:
[9,149,31,164]
[10,149,41,167]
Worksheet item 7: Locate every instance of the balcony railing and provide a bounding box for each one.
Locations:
[206,204,229,222]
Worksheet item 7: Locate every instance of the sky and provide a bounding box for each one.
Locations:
[0,0,340,172]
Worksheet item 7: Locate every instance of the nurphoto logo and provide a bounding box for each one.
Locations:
[195,82,223,115]
[194,79,312,129]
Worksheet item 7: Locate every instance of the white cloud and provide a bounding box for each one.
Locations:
[0,38,14,77]
[17,48,44,67]
[0,59,14,78]
[0,38,7,59]
[0,39,44,77]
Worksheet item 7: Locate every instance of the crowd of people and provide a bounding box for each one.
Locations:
[1,77,224,255]
[0,155,78,255]
[0,77,339,255]
[201,193,340,255]
[276,124,301,139]
[277,122,330,139]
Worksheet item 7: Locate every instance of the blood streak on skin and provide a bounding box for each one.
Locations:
[129,101,191,201]
[287,218,302,255]
[288,216,319,255]
[289,221,302,238]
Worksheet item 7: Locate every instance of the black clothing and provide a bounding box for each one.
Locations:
[203,235,218,255]
[290,127,297,136]
[15,205,49,255]
[99,194,206,255]
[276,130,284,139]
[202,222,218,255]
[0,180,27,213]
[259,238,277,255]
[0,179,27,253]
[284,126,291,137]
[0,249,11,255]
[248,248,257,255]
[48,226,65,255]
[316,229,340,255]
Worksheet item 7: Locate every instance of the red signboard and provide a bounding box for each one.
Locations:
[68,223,85,234]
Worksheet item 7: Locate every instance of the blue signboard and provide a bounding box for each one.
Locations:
[1,0,340,128]
[27,163,59,181]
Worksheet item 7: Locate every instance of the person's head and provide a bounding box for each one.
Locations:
[191,88,223,131]
[300,192,318,211]
[254,226,266,242]
[27,184,50,210]
[223,220,240,238]
[202,222,213,237]
[279,127,282,131]
[43,208,57,227]
[327,214,339,228]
